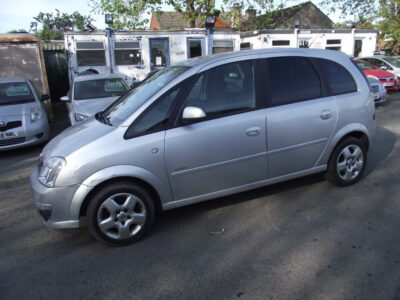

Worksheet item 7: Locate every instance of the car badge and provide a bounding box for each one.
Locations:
[0,120,7,127]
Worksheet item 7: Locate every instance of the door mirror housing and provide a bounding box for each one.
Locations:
[60,95,70,102]
[380,66,387,70]
[181,106,206,124]
[41,94,49,101]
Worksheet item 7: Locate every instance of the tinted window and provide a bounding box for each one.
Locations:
[314,58,357,95]
[74,78,128,100]
[115,49,141,65]
[127,84,182,137]
[185,60,256,118]
[267,56,321,106]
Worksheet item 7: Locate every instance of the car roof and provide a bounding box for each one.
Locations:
[0,77,28,84]
[175,48,351,69]
[73,74,125,82]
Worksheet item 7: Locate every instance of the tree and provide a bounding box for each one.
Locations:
[90,0,218,29]
[320,0,400,54]
[34,10,95,40]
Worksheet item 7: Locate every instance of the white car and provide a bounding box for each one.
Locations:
[61,74,129,125]
[368,76,387,105]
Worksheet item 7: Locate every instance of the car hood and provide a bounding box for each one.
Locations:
[363,69,395,78]
[73,97,119,117]
[42,117,114,159]
[0,101,38,117]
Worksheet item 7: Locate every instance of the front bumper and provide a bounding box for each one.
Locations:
[30,168,80,229]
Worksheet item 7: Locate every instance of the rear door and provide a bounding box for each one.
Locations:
[263,56,338,178]
[165,58,268,201]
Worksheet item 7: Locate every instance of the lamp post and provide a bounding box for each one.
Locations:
[205,14,216,55]
[105,14,114,74]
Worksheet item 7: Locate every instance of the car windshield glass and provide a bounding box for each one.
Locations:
[0,82,35,105]
[356,60,374,70]
[74,78,129,100]
[384,57,400,67]
[103,66,189,126]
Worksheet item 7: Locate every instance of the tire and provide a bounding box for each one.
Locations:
[326,137,367,186]
[86,181,155,246]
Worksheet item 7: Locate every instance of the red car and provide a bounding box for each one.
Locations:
[355,59,397,91]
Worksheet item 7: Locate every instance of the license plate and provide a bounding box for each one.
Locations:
[0,131,18,140]
[383,82,394,87]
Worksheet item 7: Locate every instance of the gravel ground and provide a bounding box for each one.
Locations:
[0,95,400,300]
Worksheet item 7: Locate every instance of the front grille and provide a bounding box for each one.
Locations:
[379,76,394,81]
[38,209,52,221]
[371,84,380,93]
[0,121,22,132]
[0,137,26,147]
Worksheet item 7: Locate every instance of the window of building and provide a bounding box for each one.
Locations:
[267,56,321,106]
[185,60,256,118]
[76,41,106,66]
[314,58,357,95]
[240,42,252,50]
[299,40,310,48]
[325,39,341,51]
[326,39,341,45]
[114,41,141,65]
[187,39,203,58]
[272,40,290,46]
[212,40,234,54]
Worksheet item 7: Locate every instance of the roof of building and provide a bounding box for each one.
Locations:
[150,11,230,30]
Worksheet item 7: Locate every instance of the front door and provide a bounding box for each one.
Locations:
[149,38,169,71]
[165,59,268,201]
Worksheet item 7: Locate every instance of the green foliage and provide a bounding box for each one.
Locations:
[34,10,95,40]
[320,0,400,54]
[8,29,28,33]
[89,0,218,29]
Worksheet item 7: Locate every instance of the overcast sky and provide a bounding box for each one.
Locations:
[0,0,341,33]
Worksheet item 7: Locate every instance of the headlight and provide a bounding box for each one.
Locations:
[30,107,42,122]
[38,156,66,187]
[367,75,379,81]
[75,113,89,122]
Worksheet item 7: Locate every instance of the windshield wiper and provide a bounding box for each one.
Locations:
[96,111,112,126]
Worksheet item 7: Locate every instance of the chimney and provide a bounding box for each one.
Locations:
[245,9,256,20]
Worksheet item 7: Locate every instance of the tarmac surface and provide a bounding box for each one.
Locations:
[1,95,400,300]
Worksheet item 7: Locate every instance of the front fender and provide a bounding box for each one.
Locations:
[316,123,372,166]
[69,165,172,220]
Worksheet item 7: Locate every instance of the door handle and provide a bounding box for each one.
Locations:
[246,127,261,136]
[320,110,332,120]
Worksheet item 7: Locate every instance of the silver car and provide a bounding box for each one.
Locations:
[368,76,387,105]
[61,74,129,125]
[30,49,376,245]
[0,77,50,150]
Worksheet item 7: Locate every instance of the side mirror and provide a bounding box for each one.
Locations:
[181,106,206,125]
[41,94,49,101]
[60,95,70,102]
[380,66,387,70]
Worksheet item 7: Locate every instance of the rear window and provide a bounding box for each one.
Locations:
[74,78,128,100]
[267,56,321,106]
[0,82,35,105]
[314,58,357,95]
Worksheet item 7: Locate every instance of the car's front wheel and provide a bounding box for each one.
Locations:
[326,137,367,186]
[86,182,155,246]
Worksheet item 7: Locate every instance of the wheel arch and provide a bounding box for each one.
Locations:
[70,165,171,221]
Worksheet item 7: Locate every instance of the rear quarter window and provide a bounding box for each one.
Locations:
[314,58,357,95]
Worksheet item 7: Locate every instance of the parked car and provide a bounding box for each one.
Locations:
[61,74,129,125]
[354,59,397,91]
[31,49,376,245]
[359,56,400,89]
[367,76,387,105]
[0,77,50,150]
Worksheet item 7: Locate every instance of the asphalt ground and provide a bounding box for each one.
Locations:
[0,95,400,300]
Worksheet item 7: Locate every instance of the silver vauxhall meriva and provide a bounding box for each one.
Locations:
[30,49,376,245]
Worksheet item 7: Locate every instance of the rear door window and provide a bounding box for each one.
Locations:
[266,56,321,107]
[314,58,357,95]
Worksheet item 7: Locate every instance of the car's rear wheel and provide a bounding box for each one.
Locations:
[326,137,367,186]
[87,182,155,246]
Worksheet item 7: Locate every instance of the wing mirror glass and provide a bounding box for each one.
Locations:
[380,66,387,70]
[60,95,70,102]
[181,106,206,124]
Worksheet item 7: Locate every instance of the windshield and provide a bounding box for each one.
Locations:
[356,60,374,70]
[0,82,35,105]
[103,66,189,126]
[74,78,129,100]
[383,57,400,67]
